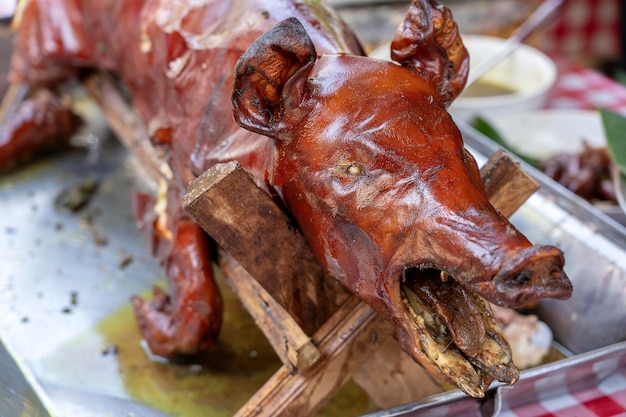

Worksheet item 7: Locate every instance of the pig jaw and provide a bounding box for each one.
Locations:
[378,204,571,395]
[384,234,572,308]
[363,242,564,396]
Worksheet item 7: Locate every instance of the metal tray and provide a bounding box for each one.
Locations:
[0,113,371,417]
[1,114,625,417]
[365,341,626,417]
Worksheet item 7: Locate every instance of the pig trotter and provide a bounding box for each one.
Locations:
[132,219,222,358]
[0,88,82,172]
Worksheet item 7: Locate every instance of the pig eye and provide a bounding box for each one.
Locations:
[347,163,363,175]
[335,162,365,177]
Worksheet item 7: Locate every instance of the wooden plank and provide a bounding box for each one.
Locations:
[234,296,394,417]
[83,73,172,182]
[220,252,321,372]
[182,161,349,336]
[0,83,28,126]
[480,149,540,218]
[351,336,444,408]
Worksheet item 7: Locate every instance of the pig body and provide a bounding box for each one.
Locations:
[7,0,572,396]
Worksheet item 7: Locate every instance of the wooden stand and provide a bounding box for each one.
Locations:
[182,153,539,416]
[87,71,538,416]
[1,73,541,416]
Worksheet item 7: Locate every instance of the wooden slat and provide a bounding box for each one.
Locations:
[220,252,321,372]
[480,149,540,218]
[0,83,28,126]
[234,296,394,417]
[351,336,444,407]
[83,73,172,182]
[182,161,349,336]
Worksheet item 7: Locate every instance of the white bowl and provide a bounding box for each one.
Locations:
[449,35,557,121]
[368,35,557,122]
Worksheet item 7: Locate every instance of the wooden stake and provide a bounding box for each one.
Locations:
[0,83,28,126]
[220,253,321,372]
[480,149,539,218]
[182,161,349,336]
[234,296,393,417]
[83,73,172,182]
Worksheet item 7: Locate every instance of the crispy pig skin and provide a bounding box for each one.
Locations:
[9,0,572,395]
[0,89,82,171]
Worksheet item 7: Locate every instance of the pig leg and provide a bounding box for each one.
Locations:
[131,187,223,358]
[0,88,82,172]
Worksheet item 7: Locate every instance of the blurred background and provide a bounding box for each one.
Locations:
[328,0,623,75]
[0,0,624,91]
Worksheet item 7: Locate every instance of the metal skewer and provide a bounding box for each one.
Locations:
[465,0,563,87]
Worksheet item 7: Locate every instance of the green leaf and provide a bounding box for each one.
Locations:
[614,69,626,87]
[472,116,541,167]
[599,108,626,176]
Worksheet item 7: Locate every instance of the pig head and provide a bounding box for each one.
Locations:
[231,14,572,396]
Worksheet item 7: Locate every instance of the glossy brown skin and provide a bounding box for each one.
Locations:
[0,89,82,171]
[9,0,572,392]
[233,30,572,388]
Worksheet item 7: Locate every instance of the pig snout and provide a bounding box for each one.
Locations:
[433,202,572,308]
[492,245,572,308]
[388,187,572,310]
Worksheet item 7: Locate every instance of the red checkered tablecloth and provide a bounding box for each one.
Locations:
[540,0,620,63]
[501,58,626,417]
[544,58,626,115]
[500,366,626,417]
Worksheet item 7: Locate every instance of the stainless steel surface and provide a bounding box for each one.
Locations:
[2,3,626,415]
[1,340,53,417]
[41,383,172,417]
[0,120,171,416]
[459,119,626,354]
[614,167,626,218]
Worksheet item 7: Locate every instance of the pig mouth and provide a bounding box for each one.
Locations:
[398,266,518,398]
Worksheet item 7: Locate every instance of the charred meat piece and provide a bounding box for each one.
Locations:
[541,142,617,203]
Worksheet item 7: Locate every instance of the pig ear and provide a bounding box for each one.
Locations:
[390,0,469,107]
[232,17,317,138]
